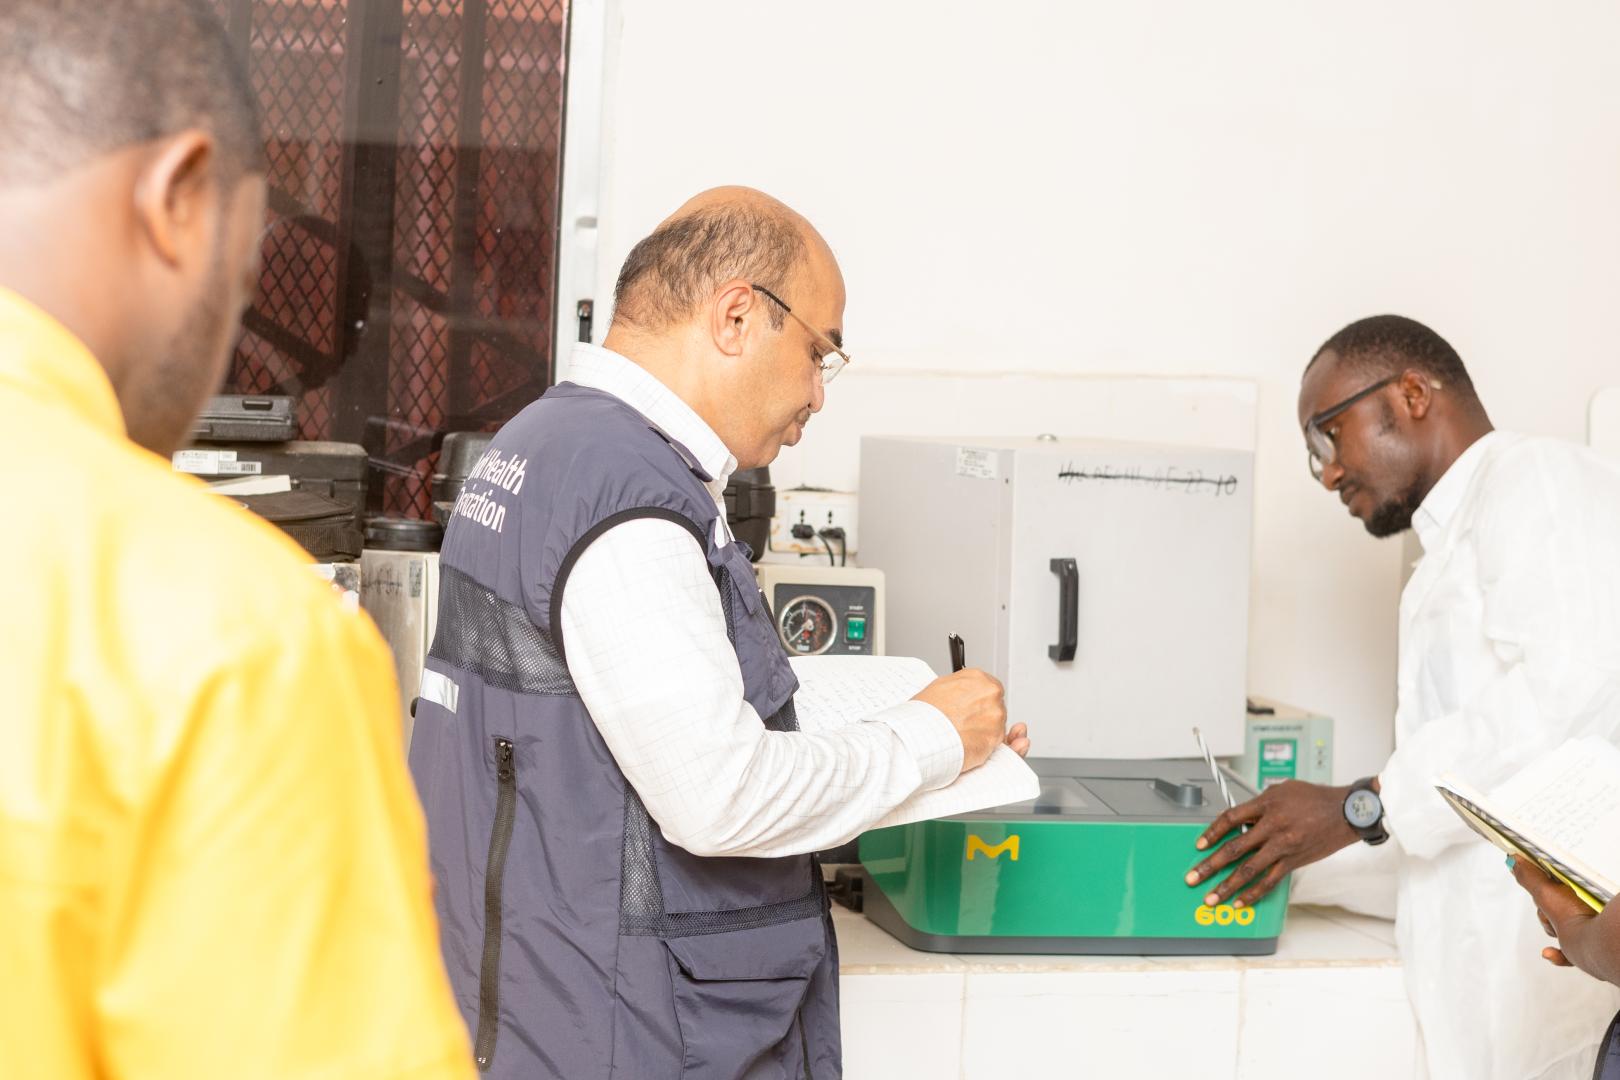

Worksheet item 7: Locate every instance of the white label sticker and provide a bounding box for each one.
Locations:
[172,449,261,475]
[955,447,998,480]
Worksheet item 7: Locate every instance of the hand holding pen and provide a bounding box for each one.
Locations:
[911,633,1029,768]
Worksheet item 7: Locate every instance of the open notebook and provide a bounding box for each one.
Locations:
[788,655,1040,829]
[1436,735,1620,912]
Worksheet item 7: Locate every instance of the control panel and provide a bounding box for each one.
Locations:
[1232,698,1334,790]
[754,564,886,656]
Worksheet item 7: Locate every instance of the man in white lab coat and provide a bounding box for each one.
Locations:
[1185,314,1620,1079]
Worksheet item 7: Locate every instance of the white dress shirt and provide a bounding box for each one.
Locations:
[556,343,963,859]
[1378,431,1620,1080]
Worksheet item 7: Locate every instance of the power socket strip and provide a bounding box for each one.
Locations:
[769,488,859,557]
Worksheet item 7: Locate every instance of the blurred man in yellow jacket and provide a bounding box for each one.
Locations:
[0,2,474,1078]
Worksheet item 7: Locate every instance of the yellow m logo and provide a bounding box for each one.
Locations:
[964,834,1020,861]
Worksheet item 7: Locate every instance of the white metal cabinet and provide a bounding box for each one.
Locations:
[859,435,1252,758]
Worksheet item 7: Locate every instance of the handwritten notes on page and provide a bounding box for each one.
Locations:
[1492,737,1620,895]
[1438,736,1620,907]
[788,655,936,734]
[788,655,1040,829]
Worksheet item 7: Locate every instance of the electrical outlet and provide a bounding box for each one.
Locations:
[769,488,859,558]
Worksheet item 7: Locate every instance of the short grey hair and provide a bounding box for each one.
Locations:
[611,201,807,331]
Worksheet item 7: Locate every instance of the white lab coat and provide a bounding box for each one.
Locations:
[1359,431,1620,1080]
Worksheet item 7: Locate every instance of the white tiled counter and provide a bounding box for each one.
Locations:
[834,904,1417,1079]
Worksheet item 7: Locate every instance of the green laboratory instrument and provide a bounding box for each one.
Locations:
[858,757,1289,955]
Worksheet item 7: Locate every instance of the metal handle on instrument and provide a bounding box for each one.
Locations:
[1049,557,1078,662]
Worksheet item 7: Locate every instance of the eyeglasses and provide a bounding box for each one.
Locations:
[750,283,851,385]
[1304,374,1440,480]
[1305,375,1397,480]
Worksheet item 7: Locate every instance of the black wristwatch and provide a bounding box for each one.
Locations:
[1343,777,1389,846]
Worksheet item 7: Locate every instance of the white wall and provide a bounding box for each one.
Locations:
[571,0,1620,780]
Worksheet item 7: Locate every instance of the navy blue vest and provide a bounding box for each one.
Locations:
[1597,1011,1620,1080]
[410,383,841,1079]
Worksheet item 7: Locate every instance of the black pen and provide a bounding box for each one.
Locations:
[948,633,966,673]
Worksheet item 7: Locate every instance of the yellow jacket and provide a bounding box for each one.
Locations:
[0,288,474,1079]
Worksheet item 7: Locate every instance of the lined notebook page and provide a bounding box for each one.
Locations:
[1489,736,1620,897]
[788,655,1040,828]
[1434,781,1610,909]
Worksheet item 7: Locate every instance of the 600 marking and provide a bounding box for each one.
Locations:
[1195,903,1256,927]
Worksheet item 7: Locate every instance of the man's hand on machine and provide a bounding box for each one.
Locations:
[913,669,1024,770]
[1182,780,1360,908]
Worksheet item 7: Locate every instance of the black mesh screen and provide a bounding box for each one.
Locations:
[646,878,826,938]
[209,0,569,517]
[429,566,576,696]
[619,789,666,931]
[620,777,824,937]
[763,698,800,734]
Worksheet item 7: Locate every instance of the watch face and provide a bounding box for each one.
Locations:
[1345,789,1382,829]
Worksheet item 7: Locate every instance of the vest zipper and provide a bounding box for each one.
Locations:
[474,737,517,1070]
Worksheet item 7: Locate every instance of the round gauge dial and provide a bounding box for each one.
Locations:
[779,595,837,655]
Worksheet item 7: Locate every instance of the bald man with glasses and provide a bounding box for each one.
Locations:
[1184,315,1620,1079]
[409,187,1023,1079]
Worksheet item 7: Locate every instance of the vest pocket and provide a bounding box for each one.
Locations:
[474,737,517,1070]
[662,918,826,1078]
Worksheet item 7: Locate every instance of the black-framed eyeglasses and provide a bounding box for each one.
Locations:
[751,283,851,385]
[1303,375,1399,480]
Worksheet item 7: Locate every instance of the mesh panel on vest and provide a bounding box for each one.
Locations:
[714,563,737,640]
[430,565,576,695]
[659,879,825,936]
[620,784,824,939]
[620,787,824,937]
[763,697,799,733]
[619,788,665,929]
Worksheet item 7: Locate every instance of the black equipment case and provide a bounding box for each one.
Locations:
[235,490,364,560]
[191,395,297,443]
[174,440,368,539]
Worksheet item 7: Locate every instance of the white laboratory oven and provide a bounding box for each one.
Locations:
[859,435,1253,759]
